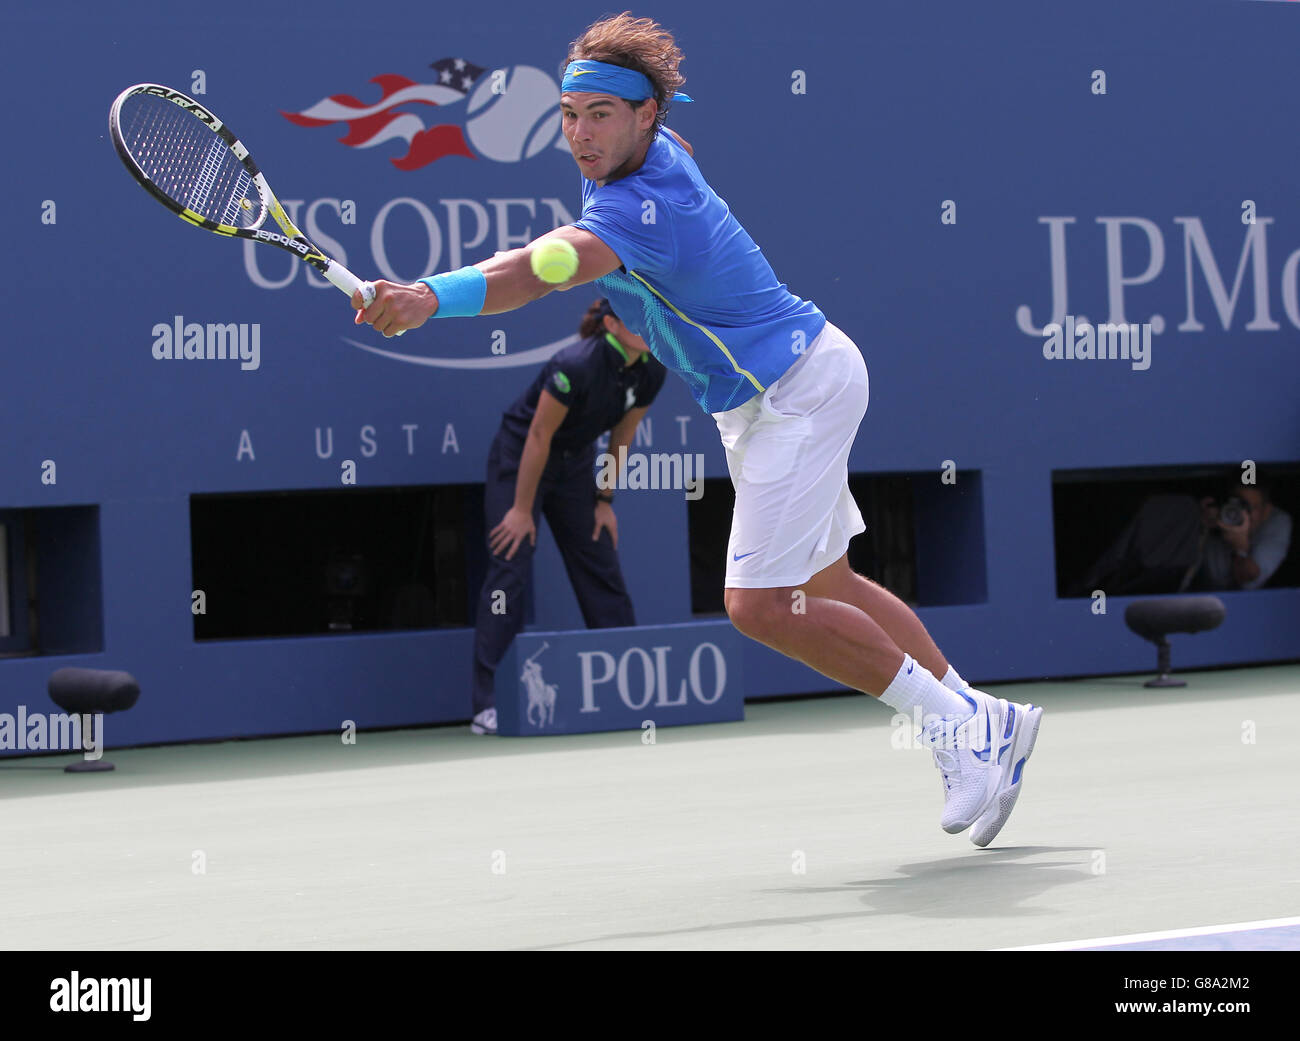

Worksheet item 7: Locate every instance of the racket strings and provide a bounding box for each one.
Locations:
[121,94,264,229]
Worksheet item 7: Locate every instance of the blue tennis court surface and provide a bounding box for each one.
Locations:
[1004,916,1300,951]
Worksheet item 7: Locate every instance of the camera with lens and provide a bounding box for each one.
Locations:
[1218,496,1250,528]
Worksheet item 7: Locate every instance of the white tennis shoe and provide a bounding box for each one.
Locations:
[921,688,1040,837]
[470,708,498,735]
[970,698,1042,847]
[920,690,1001,833]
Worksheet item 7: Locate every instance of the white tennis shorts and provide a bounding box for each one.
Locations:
[713,321,869,588]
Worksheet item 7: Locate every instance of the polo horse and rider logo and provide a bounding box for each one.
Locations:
[521,642,558,728]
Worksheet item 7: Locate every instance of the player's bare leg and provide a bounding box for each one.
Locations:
[722,554,949,697]
[723,582,905,696]
[800,555,949,683]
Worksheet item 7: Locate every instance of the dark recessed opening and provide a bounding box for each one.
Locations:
[0,506,103,659]
[190,485,480,640]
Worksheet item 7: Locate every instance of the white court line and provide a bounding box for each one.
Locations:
[997,915,1300,951]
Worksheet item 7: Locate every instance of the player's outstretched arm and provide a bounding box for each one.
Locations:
[477,228,622,315]
[352,228,621,335]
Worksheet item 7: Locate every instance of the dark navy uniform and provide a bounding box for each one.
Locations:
[473,332,667,713]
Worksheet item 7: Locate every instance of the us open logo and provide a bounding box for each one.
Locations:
[284,60,581,372]
[283,60,569,170]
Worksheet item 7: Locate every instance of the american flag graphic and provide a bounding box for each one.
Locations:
[282,58,488,171]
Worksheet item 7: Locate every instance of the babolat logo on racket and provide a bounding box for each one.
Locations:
[250,228,315,256]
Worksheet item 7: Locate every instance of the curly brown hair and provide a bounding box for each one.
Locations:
[564,12,686,129]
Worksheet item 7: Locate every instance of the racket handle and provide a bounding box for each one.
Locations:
[322,260,406,336]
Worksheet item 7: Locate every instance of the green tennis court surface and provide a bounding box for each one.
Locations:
[2,664,1296,950]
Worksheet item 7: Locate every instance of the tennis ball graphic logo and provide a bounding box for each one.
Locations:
[465,66,563,162]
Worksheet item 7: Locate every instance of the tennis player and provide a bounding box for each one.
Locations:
[354,13,1041,845]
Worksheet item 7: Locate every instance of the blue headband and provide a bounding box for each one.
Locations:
[561,60,693,103]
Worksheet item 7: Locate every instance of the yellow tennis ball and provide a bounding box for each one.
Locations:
[530,239,579,284]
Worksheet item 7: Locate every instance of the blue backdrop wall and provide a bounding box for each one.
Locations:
[2,0,1297,748]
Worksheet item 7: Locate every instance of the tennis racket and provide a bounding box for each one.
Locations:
[109,82,379,310]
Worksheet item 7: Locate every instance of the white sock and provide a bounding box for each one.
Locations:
[940,666,967,693]
[878,654,973,721]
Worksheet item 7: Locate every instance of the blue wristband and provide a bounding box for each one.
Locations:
[419,266,487,318]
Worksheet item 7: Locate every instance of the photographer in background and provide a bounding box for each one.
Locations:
[1193,482,1292,591]
[1068,475,1292,597]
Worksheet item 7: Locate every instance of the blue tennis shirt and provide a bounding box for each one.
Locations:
[573,129,826,414]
